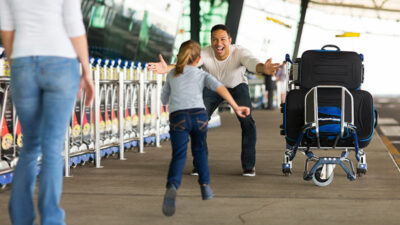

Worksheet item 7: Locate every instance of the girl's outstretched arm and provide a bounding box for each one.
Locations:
[215,86,250,118]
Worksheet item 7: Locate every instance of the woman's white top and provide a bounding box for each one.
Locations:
[0,0,86,58]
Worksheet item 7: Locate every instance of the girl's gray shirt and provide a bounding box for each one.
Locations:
[161,65,222,113]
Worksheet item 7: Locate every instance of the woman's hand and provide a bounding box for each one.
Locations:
[79,69,94,107]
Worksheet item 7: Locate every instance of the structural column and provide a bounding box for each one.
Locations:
[190,0,200,42]
[225,0,244,44]
[292,0,310,59]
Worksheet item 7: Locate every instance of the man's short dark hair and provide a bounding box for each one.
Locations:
[211,24,230,37]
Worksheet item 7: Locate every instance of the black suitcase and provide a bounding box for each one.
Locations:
[296,45,364,90]
[283,87,375,149]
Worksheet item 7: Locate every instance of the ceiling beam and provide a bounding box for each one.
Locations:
[309,0,400,13]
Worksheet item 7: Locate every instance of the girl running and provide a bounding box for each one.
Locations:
[161,40,250,216]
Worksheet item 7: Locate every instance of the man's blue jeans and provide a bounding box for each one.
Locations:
[202,83,256,170]
[167,108,210,189]
[9,56,80,225]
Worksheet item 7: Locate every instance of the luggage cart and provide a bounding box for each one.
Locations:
[122,62,139,150]
[79,91,94,165]
[68,98,83,168]
[159,74,170,141]
[99,59,114,157]
[61,56,168,175]
[0,76,17,189]
[280,46,376,186]
[160,105,170,141]
[13,118,22,166]
[123,82,133,139]
[109,60,121,156]
[143,77,152,137]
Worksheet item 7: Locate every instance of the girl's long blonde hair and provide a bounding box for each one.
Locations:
[174,40,201,77]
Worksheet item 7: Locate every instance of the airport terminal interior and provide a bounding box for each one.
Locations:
[1,0,400,224]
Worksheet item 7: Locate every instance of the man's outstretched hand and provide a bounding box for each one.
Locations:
[263,58,281,75]
[147,54,168,74]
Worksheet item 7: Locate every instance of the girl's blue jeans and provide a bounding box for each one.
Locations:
[167,108,210,189]
[9,56,80,225]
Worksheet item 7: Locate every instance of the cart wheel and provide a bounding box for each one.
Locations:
[312,166,334,187]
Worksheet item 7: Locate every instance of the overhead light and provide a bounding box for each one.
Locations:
[336,32,360,37]
[266,17,291,28]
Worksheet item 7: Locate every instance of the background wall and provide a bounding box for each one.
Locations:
[236,0,400,96]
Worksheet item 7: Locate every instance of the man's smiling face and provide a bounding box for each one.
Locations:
[211,29,232,60]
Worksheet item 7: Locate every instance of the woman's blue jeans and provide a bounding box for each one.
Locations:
[167,108,210,189]
[9,56,80,225]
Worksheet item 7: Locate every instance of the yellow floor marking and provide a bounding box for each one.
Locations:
[381,136,400,155]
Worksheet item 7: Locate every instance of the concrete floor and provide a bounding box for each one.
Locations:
[0,110,399,225]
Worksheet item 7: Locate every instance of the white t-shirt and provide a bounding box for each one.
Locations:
[198,45,261,88]
[0,0,86,58]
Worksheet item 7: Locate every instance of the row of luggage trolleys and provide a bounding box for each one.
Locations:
[0,57,171,188]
